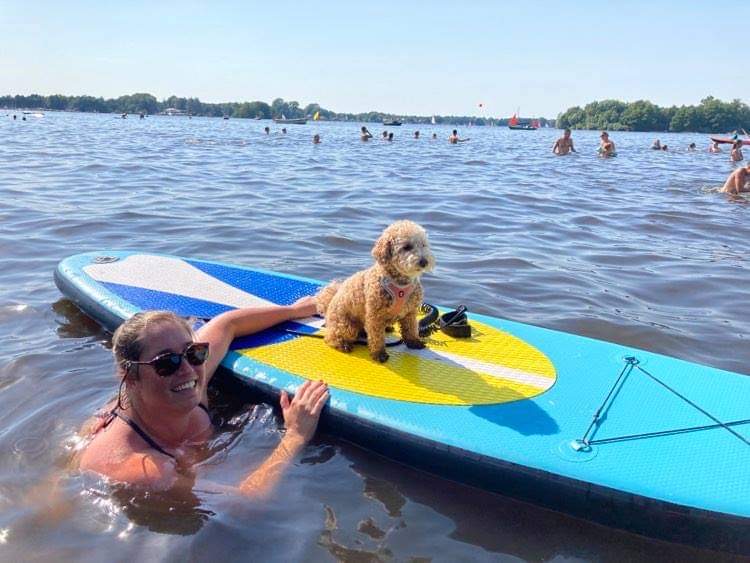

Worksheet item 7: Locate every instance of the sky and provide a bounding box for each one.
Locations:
[2,1,748,118]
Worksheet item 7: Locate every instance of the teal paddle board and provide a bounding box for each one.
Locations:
[55,251,750,554]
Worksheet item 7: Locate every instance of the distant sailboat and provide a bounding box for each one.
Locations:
[508,111,538,130]
[431,116,436,125]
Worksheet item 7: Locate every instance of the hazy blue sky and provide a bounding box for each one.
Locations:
[2,1,748,117]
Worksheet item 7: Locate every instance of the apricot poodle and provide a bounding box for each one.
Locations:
[316,220,435,362]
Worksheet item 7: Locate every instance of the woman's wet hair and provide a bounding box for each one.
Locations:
[112,311,193,378]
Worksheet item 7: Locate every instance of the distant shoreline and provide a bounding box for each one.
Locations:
[6,92,748,134]
[1,92,552,128]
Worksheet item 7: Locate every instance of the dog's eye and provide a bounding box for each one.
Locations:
[402,244,413,252]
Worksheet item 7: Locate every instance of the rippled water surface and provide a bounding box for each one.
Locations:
[0,112,748,562]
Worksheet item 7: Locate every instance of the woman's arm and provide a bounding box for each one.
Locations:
[239,379,329,498]
[195,296,317,403]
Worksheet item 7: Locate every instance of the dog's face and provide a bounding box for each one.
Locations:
[372,220,435,278]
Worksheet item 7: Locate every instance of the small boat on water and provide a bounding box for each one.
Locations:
[383,120,402,126]
[508,113,538,130]
[710,136,750,146]
[274,117,307,125]
[22,111,45,118]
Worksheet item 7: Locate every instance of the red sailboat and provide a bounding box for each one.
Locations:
[508,112,538,130]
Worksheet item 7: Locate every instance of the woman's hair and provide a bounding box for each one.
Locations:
[112,311,193,378]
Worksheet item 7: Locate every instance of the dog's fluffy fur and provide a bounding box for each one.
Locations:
[316,220,435,362]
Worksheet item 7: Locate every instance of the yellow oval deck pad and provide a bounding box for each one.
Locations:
[240,319,556,405]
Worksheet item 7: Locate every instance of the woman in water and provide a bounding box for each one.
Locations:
[598,131,616,157]
[77,300,329,496]
[730,140,744,162]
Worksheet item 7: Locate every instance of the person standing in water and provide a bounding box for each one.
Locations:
[414,131,420,139]
[360,126,373,141]
[598,131,616,157]
[552,129,576,155]
[449,129,469,144]
[709,141,722,153]
[312,134,321,144]
[730,140,744,162]
[651,139,662,150]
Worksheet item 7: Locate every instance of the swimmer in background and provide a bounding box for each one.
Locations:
[281,128,287,134]
[431,133,437,140]
[360,126,373,141]
[721,163,750,194]
[387,132,394,142]
[598,131,616,157]
[730,140,744,162]
[552,128,576,155]
[688,143,696,151]
[661,144,668,151]
[382,131,388,140]
[709,141,722,153]
[312,134,321,144]
[449,129,469,144]
[414,131,420,139]
[651,139,661,150]
[264,126,270,135]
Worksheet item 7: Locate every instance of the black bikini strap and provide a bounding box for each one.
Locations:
[198,403,210,415]
[112,411,176,460]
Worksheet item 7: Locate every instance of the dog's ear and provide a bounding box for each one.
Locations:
[372,233,392,265]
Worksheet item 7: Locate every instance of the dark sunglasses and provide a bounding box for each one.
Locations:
[128,342,210,377]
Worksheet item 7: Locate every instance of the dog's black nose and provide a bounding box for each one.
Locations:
[419,258,428,268]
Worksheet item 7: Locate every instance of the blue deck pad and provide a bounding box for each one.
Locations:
[99,281,318,350]
[186,259,320,306]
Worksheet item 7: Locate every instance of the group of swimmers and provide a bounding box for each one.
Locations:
[259,125,473,145]
[554,128,747,194]
[551,129,616,157]
[652,137,744,161]
[358,126,469,144]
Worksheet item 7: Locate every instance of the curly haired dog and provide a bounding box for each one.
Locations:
[316,220,435,362]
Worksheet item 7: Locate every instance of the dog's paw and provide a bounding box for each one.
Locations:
[405,339,425,350]
[372,349,389,363]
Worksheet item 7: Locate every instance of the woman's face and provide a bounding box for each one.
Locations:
[130,321,204,414]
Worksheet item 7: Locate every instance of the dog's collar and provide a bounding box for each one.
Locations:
[381,277,415,316]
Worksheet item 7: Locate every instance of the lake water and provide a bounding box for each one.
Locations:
[0,112,747,562]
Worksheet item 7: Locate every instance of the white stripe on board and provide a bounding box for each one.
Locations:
[392,347,554,390]
[84,254,323,328]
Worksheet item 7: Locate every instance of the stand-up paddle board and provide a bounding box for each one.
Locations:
[55,251,749,554]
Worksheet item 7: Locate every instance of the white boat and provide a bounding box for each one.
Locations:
[23,111,45,118]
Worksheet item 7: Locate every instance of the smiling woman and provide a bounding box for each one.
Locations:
[76,302,329,495]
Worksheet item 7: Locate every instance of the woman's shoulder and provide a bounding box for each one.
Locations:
[79,423,179,489]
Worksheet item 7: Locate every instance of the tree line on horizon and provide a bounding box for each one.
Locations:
[0,92,552,127]
[557,97,750,133]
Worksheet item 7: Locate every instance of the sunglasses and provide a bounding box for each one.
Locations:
[128,342,210,377]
